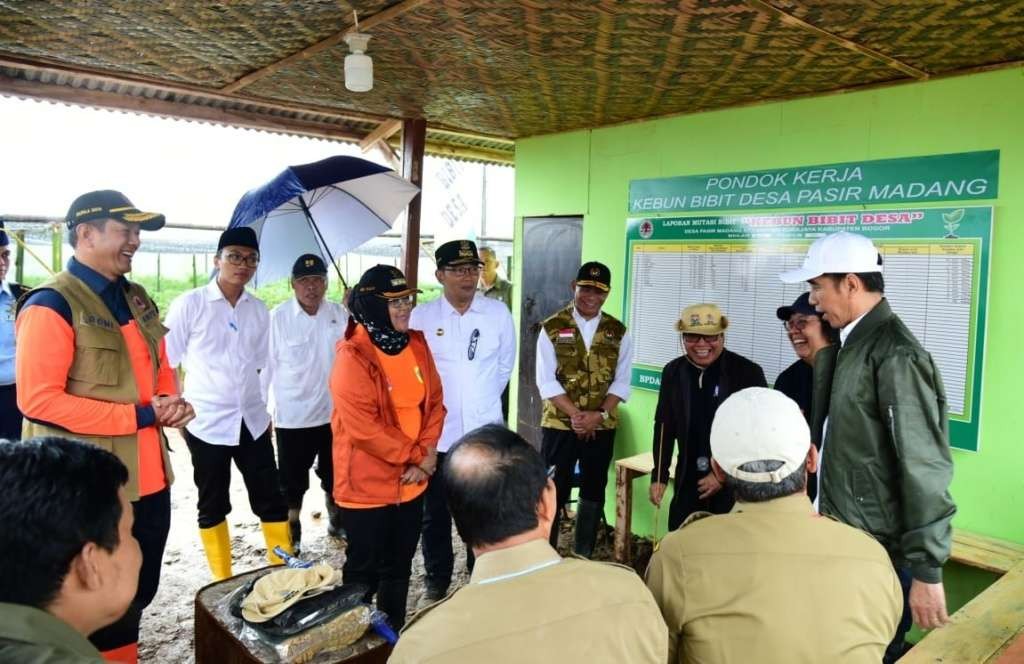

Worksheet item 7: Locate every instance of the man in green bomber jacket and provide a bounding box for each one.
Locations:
[781,231,955,664]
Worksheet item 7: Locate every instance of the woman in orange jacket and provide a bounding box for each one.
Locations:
[330,264,445,629]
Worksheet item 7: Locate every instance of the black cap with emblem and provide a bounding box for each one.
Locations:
[575,261,611,292]
[435,239,484,269]
[65,190,165,231]
[354,264,423,299]
[291,253,328,278]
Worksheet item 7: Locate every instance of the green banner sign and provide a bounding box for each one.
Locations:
[622,207,993,452]
[629,150,999,213]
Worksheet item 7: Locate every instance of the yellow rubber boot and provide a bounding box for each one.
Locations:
[199,522,233,581]
[261,520,294,564]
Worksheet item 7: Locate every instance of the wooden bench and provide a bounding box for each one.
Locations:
[612,451,1024,662]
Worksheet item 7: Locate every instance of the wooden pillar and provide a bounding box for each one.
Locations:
[51,224,62,272]
[14,230,25,283]
[400,117,426,289]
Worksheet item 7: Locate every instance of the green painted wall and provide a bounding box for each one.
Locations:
[513,66,1024,549]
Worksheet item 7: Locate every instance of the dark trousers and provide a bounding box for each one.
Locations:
[541,427,615,547]
[89,488,171,651]
[184,423,288,528]
[341,494,424,630]
[422,452,475,592]
[0,383,22,440]
[275,423,334,508]
[883,567,914,664]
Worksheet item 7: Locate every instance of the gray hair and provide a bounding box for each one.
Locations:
[67,219,108,248]
[724,459,806,503]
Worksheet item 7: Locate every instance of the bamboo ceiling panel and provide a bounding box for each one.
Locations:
[0,0,1022,140]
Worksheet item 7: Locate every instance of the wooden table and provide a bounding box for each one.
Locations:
[613,451,673,564]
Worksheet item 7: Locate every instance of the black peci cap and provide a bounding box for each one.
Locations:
[575,261,611,292]
[217,227,259,252]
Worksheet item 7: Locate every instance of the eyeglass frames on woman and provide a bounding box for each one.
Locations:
[783,317,814,332]
[386,295,415,309]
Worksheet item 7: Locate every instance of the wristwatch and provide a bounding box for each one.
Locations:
[599,408,610,422]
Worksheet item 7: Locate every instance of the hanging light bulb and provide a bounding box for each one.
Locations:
[344,29,373,92]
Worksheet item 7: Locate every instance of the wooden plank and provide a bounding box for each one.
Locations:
[901,560,1024,663]
[360,119,402,152]
[0,75,365,143]
[220,0,432,93]
[401,118,426,289]
[952,531,1024,574]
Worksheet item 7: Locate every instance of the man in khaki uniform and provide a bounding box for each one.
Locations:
[646,388,901,664]
[391,425,667,664]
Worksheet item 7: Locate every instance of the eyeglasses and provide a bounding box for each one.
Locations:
[783,317,815,332]
[444,265,481,277]
[682,333,722,344]
[222,252,259,268]
[386,295,415,309]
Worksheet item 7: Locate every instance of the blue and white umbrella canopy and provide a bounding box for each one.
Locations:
[229,155,420,286]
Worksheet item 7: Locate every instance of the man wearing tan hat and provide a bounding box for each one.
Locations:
[649,303,766,530]
[647,388,901,664]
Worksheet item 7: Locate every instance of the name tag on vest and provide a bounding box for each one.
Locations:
[80,312,116,330]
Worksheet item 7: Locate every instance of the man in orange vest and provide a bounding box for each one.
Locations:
[16,190,194,664]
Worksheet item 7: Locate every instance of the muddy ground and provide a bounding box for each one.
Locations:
[139,430,651,662]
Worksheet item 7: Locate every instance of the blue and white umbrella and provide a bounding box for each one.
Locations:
[229,155,420,286]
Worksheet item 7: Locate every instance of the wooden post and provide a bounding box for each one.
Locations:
[51,224,62,272]
[400,117,426,289]
[156,252,162,291]
[14,230,25,283]
[192,254,198,287]
[614,464,637,564]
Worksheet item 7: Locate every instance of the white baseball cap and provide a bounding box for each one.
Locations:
[710,388,811,484]
[779,231,882,283]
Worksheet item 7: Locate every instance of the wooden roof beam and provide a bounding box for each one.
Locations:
[359,118,403,152]
[746,0,930,80]
[0,75,364,143]
[220,0,432,94]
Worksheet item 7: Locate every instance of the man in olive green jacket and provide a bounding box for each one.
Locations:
[781,231,955,663]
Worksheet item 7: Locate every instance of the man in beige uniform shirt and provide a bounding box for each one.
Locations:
[646,388,901,664]
[391,425,667,663]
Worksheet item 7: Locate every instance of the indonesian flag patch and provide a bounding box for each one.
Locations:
[556,328,575,343]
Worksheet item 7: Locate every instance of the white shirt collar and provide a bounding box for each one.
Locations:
[0,281,11,297]
[204,278,249,305]
[572,305,601,328]
[441,293,484,316]
[839,310,870,346]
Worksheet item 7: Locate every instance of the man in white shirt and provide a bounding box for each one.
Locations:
[164,227,292,581]
[0,223,27,440]
[410,239,516,601]
[262,254,348,553]
[535,261,632,558]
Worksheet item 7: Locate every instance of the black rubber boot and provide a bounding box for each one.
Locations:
[376,579,411,630]
[325,491,346,539]
[287,507,302,556]
[573,500,601,559]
